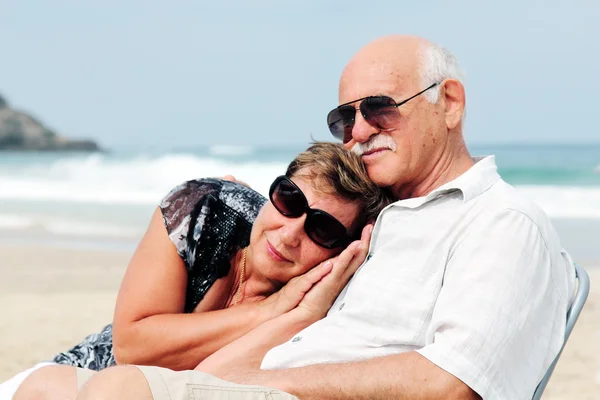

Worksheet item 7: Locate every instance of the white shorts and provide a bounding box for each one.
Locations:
[0,362,56,400]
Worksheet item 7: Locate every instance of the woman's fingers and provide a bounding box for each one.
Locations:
[220,175,250,187]
[345,224,373,277]
[301,260,334,285]
[331,241,361,277]
[361,223,374,244]
[331,224,373,279]
[265,260,334,318]
[294,247,360,321]
[285,260,334,295]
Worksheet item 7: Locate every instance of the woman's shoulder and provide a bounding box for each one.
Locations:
[217,180,267,222]
[159,178,266,227]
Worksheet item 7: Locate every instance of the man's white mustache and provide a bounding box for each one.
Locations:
[351,135,397,156]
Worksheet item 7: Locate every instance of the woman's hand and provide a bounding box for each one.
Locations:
[295,224,373,322]
[221,175,250,187]
[259,223,373,321]
[259,261,334,320]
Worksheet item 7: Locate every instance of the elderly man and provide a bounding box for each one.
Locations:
[70,35,575,400]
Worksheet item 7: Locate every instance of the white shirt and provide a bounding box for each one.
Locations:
[261,156,576,400]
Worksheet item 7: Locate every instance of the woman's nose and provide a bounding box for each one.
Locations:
[278,216,305,247]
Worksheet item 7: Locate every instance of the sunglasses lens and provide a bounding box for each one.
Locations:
[270,178,306,217]
[269,176,350,249]
[305,212,349,249]
[327,106,356,143]
[360,96,400,130]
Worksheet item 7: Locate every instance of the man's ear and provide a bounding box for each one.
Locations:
[441,79,465,130]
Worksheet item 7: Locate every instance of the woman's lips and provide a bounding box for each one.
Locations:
[266,240,290,262]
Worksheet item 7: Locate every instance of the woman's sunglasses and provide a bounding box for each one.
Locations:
[269,175,352,249]
[327,82,440,143]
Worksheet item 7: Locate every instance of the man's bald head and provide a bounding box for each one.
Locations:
[340,35,463,106]
[340,35,425,97]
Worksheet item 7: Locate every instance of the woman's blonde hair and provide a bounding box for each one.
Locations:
[285,141,392,233]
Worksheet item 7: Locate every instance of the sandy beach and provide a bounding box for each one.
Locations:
[0,245,597,399]
[0,246,129,381]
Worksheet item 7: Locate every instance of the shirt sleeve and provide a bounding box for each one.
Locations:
[417,209,572,400]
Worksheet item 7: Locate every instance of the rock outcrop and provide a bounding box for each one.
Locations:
[0,93,101,151]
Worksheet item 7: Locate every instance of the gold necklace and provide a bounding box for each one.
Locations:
[232,247,247,306]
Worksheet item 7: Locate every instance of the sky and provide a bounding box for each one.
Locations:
[0,0,598,150]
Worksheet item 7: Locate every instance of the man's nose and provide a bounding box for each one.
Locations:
[351,111,379,144]
[279,216,305,248]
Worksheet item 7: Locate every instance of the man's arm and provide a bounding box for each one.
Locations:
[196,308,313,374]
[225,351,480,400]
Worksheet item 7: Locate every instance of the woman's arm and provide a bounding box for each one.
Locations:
[111,205,335,370]
[111,207,282,370]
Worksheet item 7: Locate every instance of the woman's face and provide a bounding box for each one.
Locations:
[249,174,361,284]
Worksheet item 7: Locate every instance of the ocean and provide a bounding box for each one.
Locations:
[1,143,599,261]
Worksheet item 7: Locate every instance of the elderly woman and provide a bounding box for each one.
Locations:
[12,142,390,399]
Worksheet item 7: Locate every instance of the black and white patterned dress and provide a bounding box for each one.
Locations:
[52,179,267,370]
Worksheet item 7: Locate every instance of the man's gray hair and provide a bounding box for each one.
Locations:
[419,42,465,104]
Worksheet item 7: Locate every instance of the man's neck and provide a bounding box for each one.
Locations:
[393,140,475,200]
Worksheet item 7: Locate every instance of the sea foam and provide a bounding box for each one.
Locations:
[1,154,600,246]
[0,153,287,205]
[515,185,600,219]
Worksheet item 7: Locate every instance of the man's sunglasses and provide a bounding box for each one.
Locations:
[327,82,440,143]
[269,175,352,249]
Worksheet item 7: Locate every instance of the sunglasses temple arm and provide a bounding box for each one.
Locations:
[395,82,440,108]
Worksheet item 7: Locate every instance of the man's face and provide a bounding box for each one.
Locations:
[337,58,447,195]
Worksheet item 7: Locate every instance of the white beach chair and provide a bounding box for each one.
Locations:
[531,263,590,400]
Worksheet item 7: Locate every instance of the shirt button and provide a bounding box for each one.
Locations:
[292,336,302,343]
[339,303,345,310]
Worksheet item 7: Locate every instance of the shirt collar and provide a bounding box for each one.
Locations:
[389,155,501,209]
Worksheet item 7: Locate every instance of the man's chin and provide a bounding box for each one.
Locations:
[366,165,400,188]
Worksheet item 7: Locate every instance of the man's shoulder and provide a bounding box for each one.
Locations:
[480,178,547,220]
[472,178,558,241]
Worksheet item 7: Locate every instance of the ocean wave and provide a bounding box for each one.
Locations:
[515,185,600,219]
[2,154,600,221]
[0,213,143,238]
[45,219,142,238]
[2,186,600,244]
[0,154,286,204]
[209,145,255,156]
[0,214,36,230]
